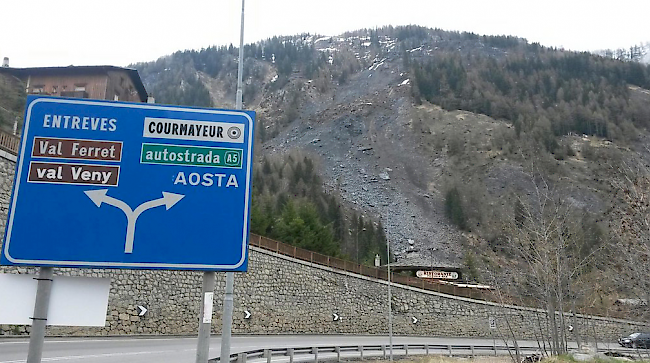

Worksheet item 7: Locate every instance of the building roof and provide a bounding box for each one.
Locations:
[0,65,148,102]
[388,251,462,271]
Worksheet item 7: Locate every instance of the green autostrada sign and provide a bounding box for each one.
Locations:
[140,143,242,168]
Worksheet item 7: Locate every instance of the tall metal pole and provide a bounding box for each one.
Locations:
[26,267,54,363]
[235,0,245,111]
[221,2,246,363]
[386,221,393,362]
[196,272,216,363]
[219,273,235,363]
[356,226,359,263]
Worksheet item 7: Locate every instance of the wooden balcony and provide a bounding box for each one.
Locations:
[0,129,19,154]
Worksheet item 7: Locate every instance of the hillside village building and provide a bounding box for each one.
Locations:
[0,64,148,152]
[0,65,148,103]
[390,249,463,280]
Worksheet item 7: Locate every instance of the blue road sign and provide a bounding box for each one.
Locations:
[1,96,255,271]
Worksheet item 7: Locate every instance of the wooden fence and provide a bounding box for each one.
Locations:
[249,234,492,302]
[0,129,19,154]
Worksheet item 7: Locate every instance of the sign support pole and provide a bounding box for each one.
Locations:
[196,271,216,363]
[221,1,246,363]
[26,267,54,363]
[219,273,235,363]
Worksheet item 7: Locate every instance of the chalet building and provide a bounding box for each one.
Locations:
[388,250,493,290]
[390,251,464,281]
[0,65,148,103]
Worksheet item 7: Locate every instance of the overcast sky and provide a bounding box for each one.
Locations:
[1,0,649,68]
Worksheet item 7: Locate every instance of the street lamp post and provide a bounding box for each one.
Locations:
[429,246,437,274]
[356,225,366,263]
[356,224,359,263]
[218,2,246,363]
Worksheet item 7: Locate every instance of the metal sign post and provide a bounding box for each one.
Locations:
[26,267,53,363]
[219,272,235,363]
[196,272,216,363]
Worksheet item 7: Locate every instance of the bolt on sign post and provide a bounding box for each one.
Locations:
[1,96,255,363]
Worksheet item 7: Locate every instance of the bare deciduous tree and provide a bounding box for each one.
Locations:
[499,170,603,355]
[608,160,650,321]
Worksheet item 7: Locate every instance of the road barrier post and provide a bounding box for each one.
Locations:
[263,349,271,363]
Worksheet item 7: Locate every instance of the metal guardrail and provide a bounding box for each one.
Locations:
[0,129,19,154]
[249,234,492,302]
[211,343,532,363]
[211,343,647,363]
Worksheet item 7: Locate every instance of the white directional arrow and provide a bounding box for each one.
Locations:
[332,313,340,321]
[411,316,418,324]
[137,305,148,316]
[85,189,185,253]
[244,310,251,319]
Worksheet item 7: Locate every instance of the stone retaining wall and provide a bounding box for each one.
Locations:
[0,154,15,242]
[1,154,648,340]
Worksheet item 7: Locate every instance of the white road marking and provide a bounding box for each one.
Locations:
[0,348,195,363]
[0,337,196,345]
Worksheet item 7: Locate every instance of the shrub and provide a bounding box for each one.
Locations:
[445,187,467,230]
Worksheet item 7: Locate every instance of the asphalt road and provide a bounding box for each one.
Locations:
[1,335,624,363]
[0,335,588,363]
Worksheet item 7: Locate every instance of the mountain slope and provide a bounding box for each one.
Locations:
[133,27,650,319]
